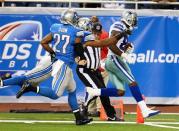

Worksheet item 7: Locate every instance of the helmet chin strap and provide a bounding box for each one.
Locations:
[121,19,133,30]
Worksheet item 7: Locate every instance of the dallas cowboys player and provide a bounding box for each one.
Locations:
[86,11,160,118]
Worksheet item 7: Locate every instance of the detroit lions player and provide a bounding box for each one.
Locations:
[1,9,93,125]
[86,11,160,118]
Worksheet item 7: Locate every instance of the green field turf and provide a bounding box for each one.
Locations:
[0,113,178,131]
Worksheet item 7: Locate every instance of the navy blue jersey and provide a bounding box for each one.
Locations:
[50,23,82,66]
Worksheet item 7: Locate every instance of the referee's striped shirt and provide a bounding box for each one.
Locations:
[83,34,101,70]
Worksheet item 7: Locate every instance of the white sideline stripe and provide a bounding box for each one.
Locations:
[0,120,135,124]
[145,122,179,130]
[147,122,179,125]
[1,120,179,129]
[128,112,179,115]
[0,120,179,125]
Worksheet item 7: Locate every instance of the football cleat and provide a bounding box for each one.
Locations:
[76,117,93,125]
[107,116,125,121]
[16,82,34,99]
[74,108,93,125]
[80,103,88,119]
[1,73,11,80]
[142,109,161,118]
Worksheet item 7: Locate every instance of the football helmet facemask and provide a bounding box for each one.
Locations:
[77,17,92,31]
[121,11,137,29]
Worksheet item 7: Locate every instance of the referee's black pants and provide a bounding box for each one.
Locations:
[76,66,116,118]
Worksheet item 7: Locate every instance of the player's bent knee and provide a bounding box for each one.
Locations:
[51,95,59,100]
[50,92,59,100]
[67,86,76,93]
[56,92,63,98]
[67,88,76,94]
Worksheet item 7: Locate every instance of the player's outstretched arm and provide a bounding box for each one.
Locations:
[74,37,85,57]
[83,30,127,48]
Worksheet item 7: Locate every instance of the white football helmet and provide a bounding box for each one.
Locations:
[121,11,137,28]
[77,17,92,31]
[60,9,79,26]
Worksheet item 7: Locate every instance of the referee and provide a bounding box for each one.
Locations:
[76,22,123,121]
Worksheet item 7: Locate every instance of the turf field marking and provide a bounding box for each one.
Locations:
[145,122,179,130]
[0,120,179,125]
[148,122,179,125]
[1,120,179,129]
[0,120,136,124]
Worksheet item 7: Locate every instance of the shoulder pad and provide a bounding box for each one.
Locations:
[76,31,85,37]
[50,23,61,33]
[111,21,125,32]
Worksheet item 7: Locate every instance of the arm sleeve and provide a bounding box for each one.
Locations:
[74,43,86,59]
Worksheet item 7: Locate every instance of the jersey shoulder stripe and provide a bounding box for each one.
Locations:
[111,21,126,32]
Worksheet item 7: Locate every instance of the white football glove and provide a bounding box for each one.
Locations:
[121,53,135,64]
[126,43,134,54]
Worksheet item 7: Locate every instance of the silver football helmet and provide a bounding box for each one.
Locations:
[77,17,92,31]
[60,9,79,26]
[121,11,137,28]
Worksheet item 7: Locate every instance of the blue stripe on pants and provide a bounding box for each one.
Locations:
[112,56,135,82]
[26,64,53,81]
[53,64,67,94]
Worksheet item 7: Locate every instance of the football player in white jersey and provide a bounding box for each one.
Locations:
[87,11,160,118]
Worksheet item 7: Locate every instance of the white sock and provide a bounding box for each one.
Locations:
[87,87,101,96]
[0,79,3,87]
[138,100,149,112]
[95,89,101,96]
[36,86,40,93]
[85,88,101,106]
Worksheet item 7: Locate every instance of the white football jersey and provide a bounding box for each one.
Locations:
[108,21,129,56]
